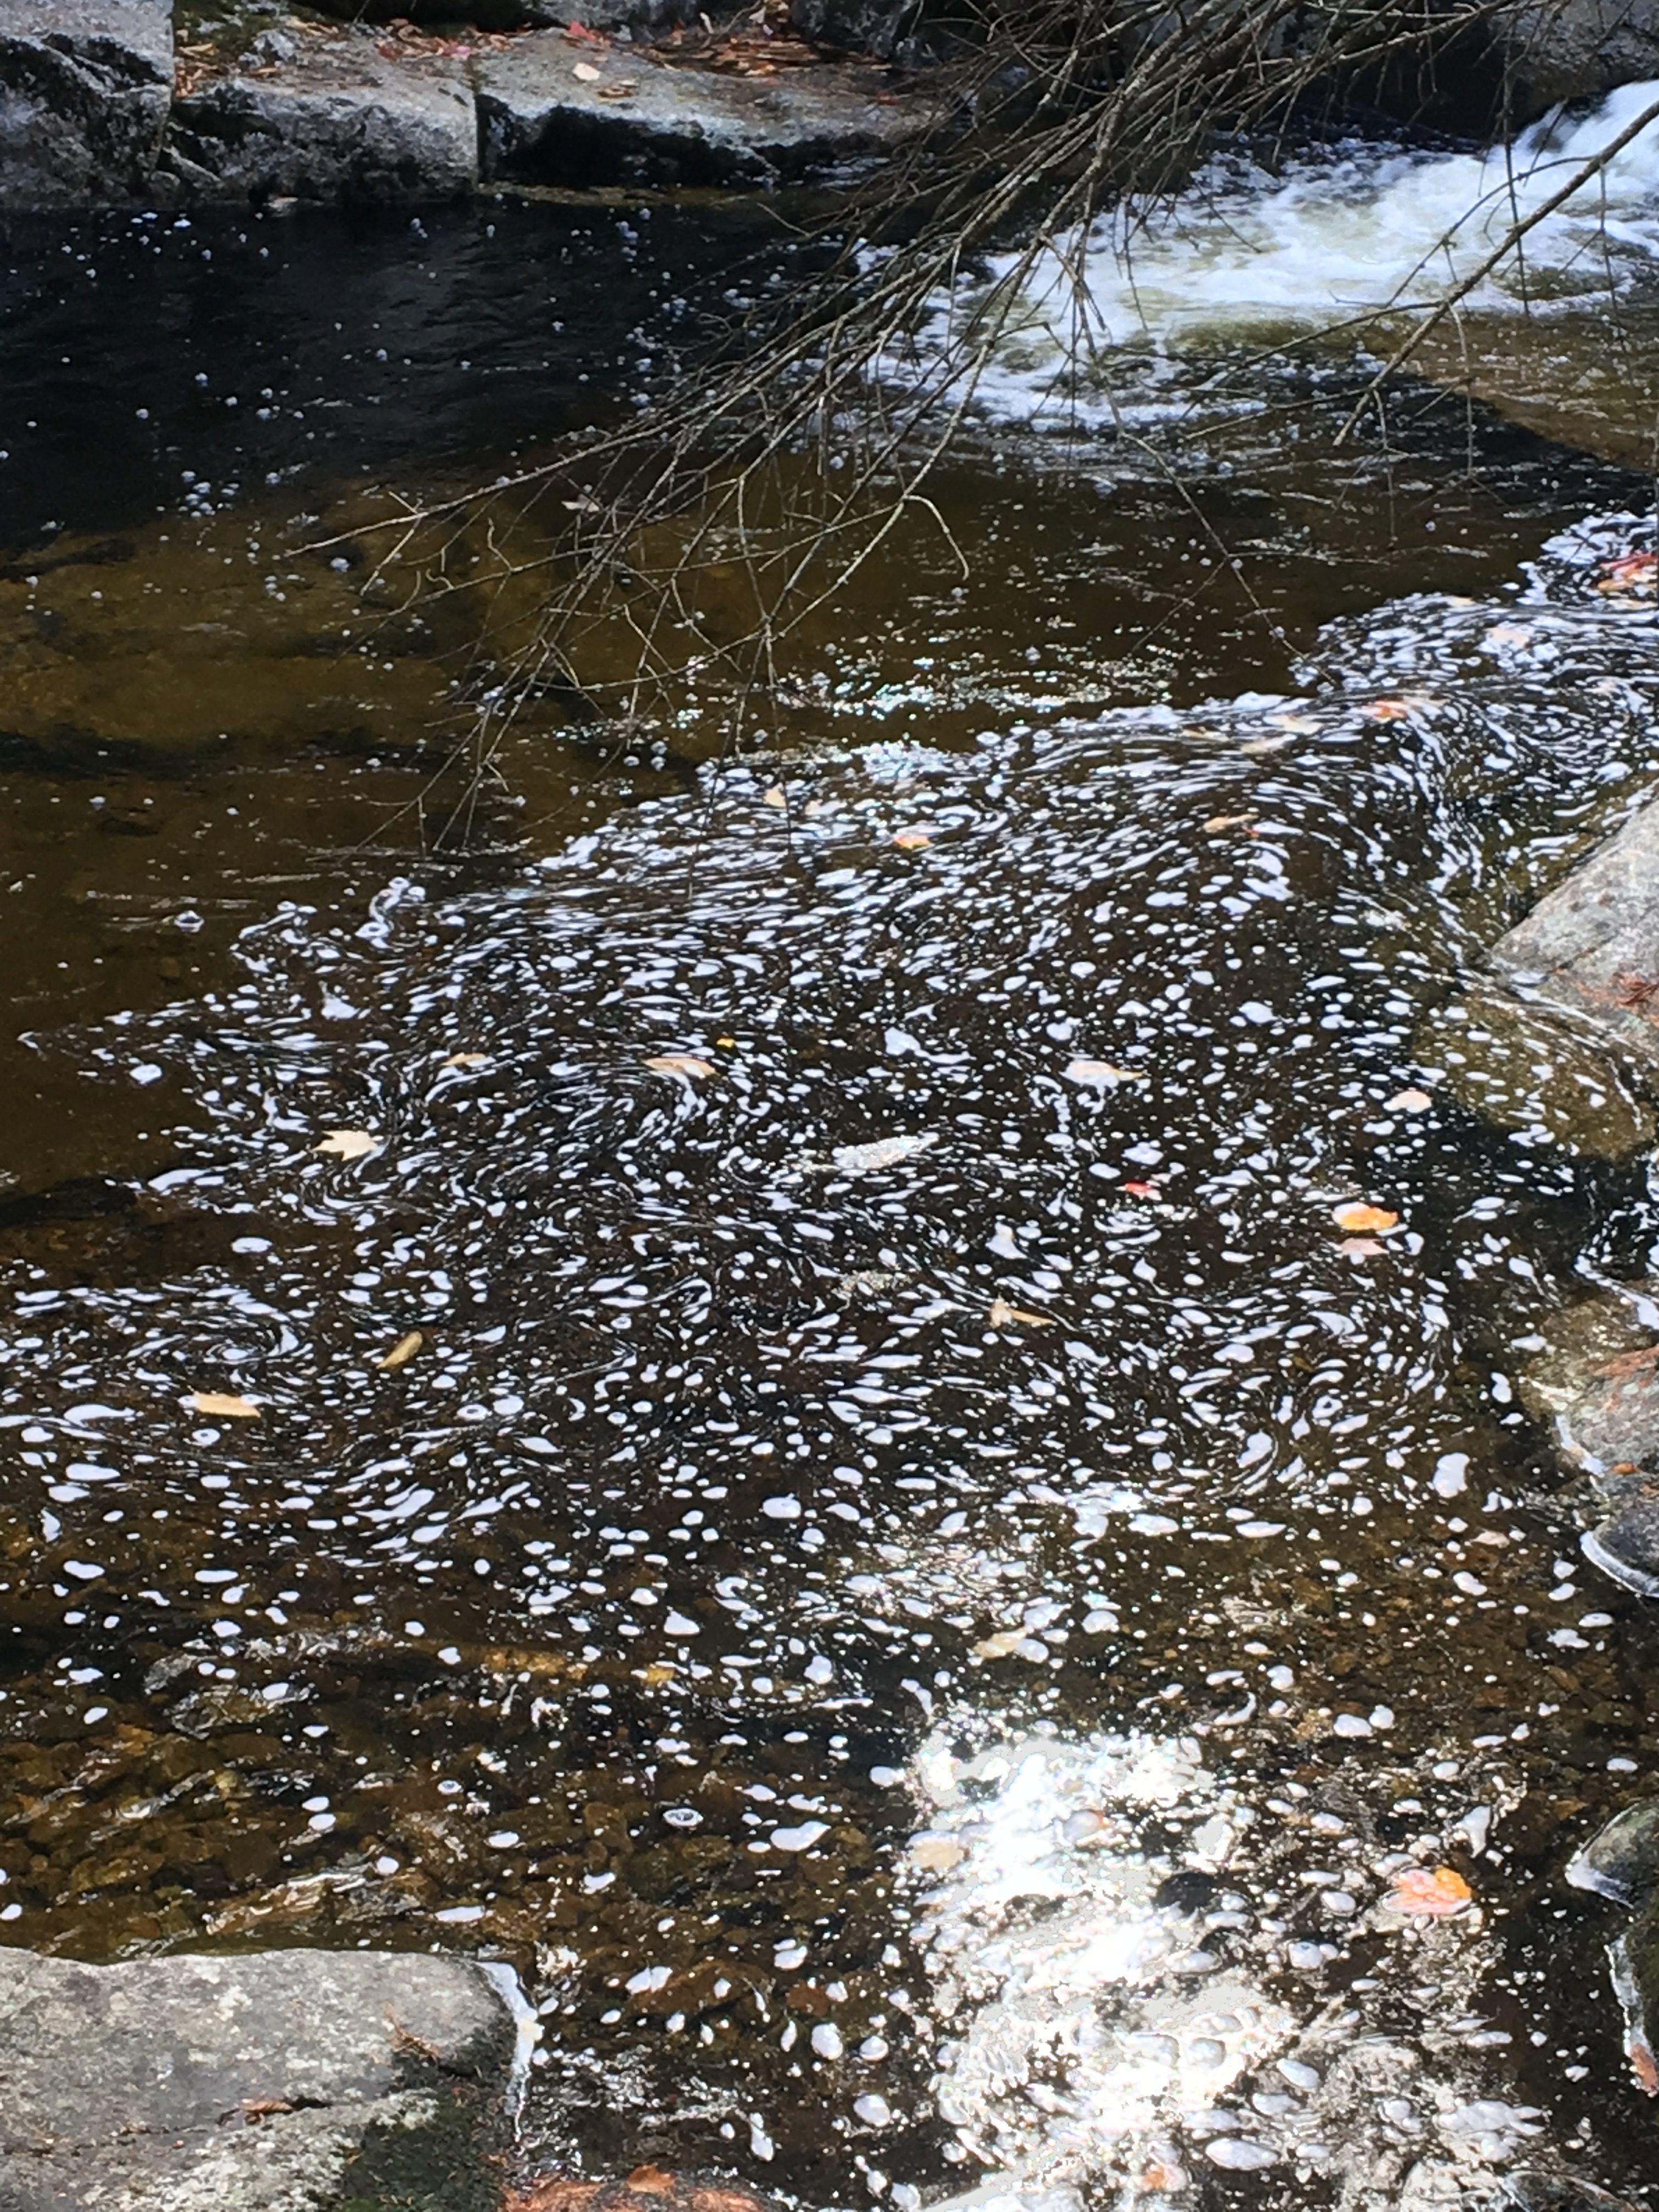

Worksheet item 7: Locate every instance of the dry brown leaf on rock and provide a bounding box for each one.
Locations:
[507,2175,786,2212]
[572,59,602,78]
[317,1128,378,1160]
[189,1391,260,1420]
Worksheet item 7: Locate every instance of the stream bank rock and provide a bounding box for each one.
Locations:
[1492,795,1659,1070]
[0,0,171,207]
[0,1945,518,2212]
[167,36,477,204]
[475,35,930,188]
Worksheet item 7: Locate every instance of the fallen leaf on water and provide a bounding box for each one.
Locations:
[645,1054,714,1078]
[1362,698,1414,721]
[989,1299,1054,1329]
[1386,1087,1432,1113]
[1388,1864,1472,1916]
[634,1662,677,1687]
[1630,2036,1659,2096]
[1265,710,1321,734]
[190,1391,260,1420]
[971,1627,1028,1660]
[893,830,932,849]
[1339,1236,1387,1259]
[377,1330,424,1372]
[910,1834,967,1871]
[1122,1179,1160,1199]
[761,786,788,809]
[317,1128,378,1160]
[1065,1058,1146,1086]
[1238,733,1291,756]
[830,1132,938,1173]
[715,1036,736,1048]
[1598,551,1658,595]
[1332,1200,1399,1234]
[1202,811,1259,834]
[441,1052,489,1070]
[1482,623,1534,650]
[572,58,601,77]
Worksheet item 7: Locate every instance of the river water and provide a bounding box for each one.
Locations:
[3,101,1659,2212]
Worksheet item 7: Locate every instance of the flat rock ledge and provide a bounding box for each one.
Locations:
[0,1945,519,2212]
[0,1,935,206]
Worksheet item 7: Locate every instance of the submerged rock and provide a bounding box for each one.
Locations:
[0,1946,518,2212]
[1567,1798,1659,1909]
[0,0,172,207]
[1518,1289,1659,1593]
[1503,2173,1639,2212]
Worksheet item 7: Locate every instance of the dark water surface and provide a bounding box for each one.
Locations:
[4,201,1659,2210]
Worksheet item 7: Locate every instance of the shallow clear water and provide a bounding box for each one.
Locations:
[4,189,1659,2212]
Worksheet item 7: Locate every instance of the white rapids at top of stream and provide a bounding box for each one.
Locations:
[914,79,1659,421]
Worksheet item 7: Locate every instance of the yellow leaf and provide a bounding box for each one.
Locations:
[441,1052,489,1070]
[1388,1864,1472,1916]
[1332,1201,1400,1234]
[972,1627,1028,1659]
[1362,697,1413,721]
[376,1330,424,1372]
[1203,811,1259,834]
[893,830,932,850]
[989,1299,1054,1329]
[1065,1058,1145,1087]
[634,1662,677,1686]
[760,785,788,809]
[572,58,601,77]
[644,1054,714,1078]
[715,1036,736,1048]
[317,1128,377,1160]
[190,1391,260,1420]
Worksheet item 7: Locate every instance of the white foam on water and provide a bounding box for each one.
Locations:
[911,81,1659,423]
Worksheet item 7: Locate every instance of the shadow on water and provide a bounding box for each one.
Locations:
[5,201,1659,2210]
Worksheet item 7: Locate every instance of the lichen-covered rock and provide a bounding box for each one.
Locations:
[0,0,171,208]
[474,34,932,187]
[166,35,477,205]
[0,1946,518,2212]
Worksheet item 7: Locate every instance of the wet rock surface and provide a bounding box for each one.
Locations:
[0,1946,517,2212]
[1493,0,1659,120]
[0,0,172,207]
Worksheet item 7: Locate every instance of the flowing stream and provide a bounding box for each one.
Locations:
[3,88,1659,2212]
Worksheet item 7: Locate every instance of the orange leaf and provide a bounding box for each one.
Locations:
[1122,1180,1159,1199]
[1388,1865,1471,1916]
[1332,1201,1399,1234]
[1362,698,1413,721]
[893,830,932,850]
